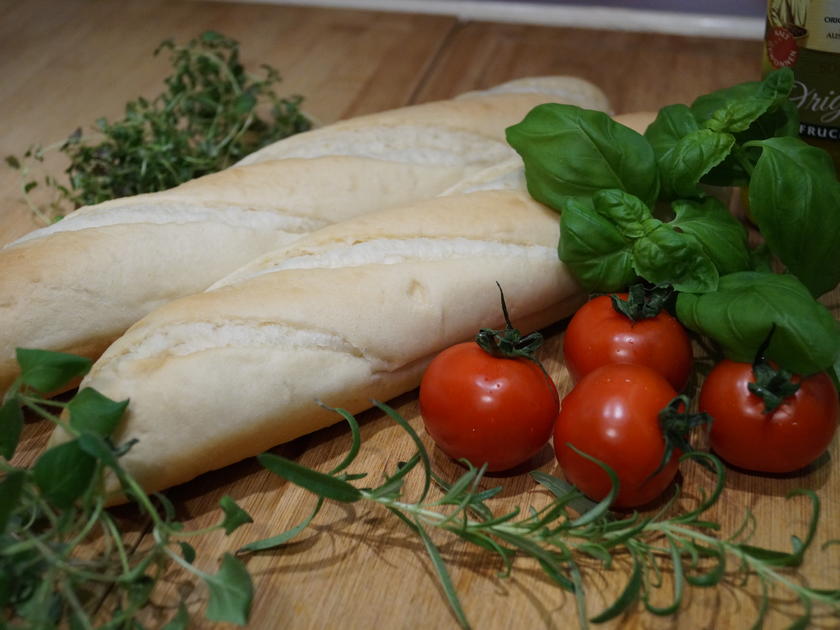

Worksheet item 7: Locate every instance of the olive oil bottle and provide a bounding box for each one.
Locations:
[763,0,840,173]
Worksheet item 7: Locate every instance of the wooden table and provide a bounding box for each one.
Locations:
[2,1,838,629]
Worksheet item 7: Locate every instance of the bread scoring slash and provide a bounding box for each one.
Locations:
[48,190,585,499]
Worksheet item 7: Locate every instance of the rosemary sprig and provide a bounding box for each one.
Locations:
[0,349,254,628]
[248,401,840,630]
[5,30,311,223]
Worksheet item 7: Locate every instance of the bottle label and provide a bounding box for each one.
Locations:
[765,1,840,151]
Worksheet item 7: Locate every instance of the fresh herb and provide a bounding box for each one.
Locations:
[0,349,254,628]
[505,104,660,210]
[746,136,840,297]
[676,272,840,375]
[6,30,311,223]
[506,68,840,378]
[247,401,840,630]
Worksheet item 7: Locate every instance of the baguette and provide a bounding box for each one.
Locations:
[50,189,584,497]
[0,76,609,393]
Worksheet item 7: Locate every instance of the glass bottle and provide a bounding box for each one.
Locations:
[763,0,840,173]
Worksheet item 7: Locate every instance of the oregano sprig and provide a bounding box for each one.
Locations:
[0,348,254,628]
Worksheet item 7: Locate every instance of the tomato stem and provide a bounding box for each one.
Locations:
[749,325,801,414]
[475,283,545,364]
[610,283,674,322]
[653,396,712,478]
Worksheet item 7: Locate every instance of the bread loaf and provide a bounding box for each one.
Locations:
[50,189,584,497]
[0,76,610,393]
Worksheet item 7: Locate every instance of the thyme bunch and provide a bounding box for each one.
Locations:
[6,30,311,223]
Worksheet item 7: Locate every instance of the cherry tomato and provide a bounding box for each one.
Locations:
[419,342,558,472]
[563,294,693,391]
[553,363,681,509]
[699,360,839,473]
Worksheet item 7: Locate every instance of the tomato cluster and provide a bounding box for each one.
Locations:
[555,292,698,508]
[419,288,838,510]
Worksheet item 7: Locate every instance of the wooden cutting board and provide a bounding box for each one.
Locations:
[2,1,837,629]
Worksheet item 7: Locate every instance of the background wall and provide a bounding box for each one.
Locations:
[234,0,768,38]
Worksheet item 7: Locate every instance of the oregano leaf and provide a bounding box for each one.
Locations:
[204,553,254,625]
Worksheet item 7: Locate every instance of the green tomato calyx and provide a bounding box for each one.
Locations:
[748,325,801,414]
[475,282,544,362]
[610,283,674,322]
[652,395,712,479]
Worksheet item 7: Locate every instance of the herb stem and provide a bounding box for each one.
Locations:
[100,511,133,575]
[731,145,755,177]
[60,578,95,630]
[158,529,212,581]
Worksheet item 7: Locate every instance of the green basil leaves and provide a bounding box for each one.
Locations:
[746,137,840,298]
[507,67,840,378]
[506,104,660,209]
[676,273,840,375]
[558,192,741,293]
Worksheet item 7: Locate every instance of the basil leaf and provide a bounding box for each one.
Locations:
[632,225,719,293]
[204,553,254,625]
[746,136,840,297]
[558,197,636,292]
[590,188,655,238]
[644,104,699,156]
[0,397,23,460]
[657,129,735,199]
[33,440,97,508]
[701,100,798,188]
[740,99,799,141]
[692,68,794,134]
[16,348,92,393]
[690,80,763,125]
[688,69,797,187]
[506,104,659,209]
[645,105,740,196]
[676,272,840,375]
[68,388,129,438]
[669,197,752,276]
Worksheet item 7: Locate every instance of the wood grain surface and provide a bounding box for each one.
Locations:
[2,1,838,629]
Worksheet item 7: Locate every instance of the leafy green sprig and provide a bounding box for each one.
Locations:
[247,401,840,630]
[506,68,840,384]
[5,30,311,223]
[0,349,254,628]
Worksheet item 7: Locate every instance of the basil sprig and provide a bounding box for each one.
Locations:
[507,68,840,379]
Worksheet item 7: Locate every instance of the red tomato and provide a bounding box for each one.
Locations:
[419,342,558,472]
[563,294,693,391]
[553,363,681,509]
[699,360,839,473]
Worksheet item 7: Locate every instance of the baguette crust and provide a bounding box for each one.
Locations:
[54,190,584,497]
[0,77,610,392]
[237,76,611,166]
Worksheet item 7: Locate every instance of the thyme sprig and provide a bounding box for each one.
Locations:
[0,349,254,629]
[5,30,311,223]
[249,401,840,630]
